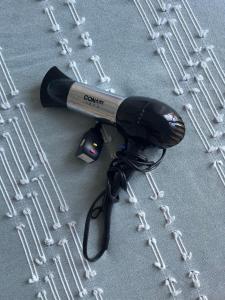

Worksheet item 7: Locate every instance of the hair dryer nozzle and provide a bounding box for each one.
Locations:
[40,66,74,108]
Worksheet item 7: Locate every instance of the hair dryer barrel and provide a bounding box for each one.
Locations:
[40,66,125,123]
[40,67,185,148]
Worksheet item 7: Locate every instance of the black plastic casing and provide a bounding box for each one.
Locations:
[116,96,185,148]
[40,66,74,108]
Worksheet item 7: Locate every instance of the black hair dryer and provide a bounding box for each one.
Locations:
[41,66,185,148]
[40,66,185,262]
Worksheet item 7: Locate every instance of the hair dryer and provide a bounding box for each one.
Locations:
[40,66,185,262]
[40,66,185,148]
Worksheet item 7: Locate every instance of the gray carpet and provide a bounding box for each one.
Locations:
[0,0,225,299]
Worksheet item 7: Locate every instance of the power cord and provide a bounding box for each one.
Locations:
[83,124,166,262]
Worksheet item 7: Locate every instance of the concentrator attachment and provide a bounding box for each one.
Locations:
[40,66,74,108]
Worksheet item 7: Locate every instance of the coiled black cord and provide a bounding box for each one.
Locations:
[83,131,166,262]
